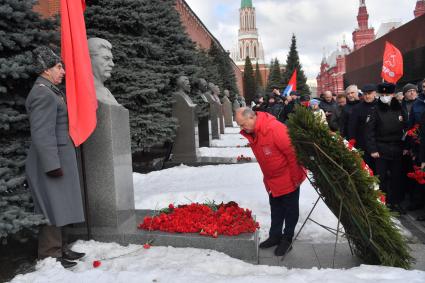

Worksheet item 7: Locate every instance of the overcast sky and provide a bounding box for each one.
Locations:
[185,0,417,85]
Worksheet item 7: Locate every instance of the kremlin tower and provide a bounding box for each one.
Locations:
[352,0,375,51]
[231,0,268,86]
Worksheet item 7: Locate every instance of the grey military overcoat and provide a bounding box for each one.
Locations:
[25,76,85,227]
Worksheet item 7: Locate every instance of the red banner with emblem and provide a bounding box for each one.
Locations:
[381,41,403,84]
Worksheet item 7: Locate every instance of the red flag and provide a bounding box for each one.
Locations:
[283,70,297,96]
[381,41,403,84]
[288,69,297,91]
[61,0,97,146]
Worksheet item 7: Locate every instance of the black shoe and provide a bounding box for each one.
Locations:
[63,250,85,261]
[259,235,282,249]
[274,237,293,256]
[57,258,77,269]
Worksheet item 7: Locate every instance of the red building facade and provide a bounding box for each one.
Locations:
[316,41,350,95]
[317,0,420,95]
[352,0,375,51]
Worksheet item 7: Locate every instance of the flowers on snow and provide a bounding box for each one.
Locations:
[236,155,252,162]
[139,202,259,237]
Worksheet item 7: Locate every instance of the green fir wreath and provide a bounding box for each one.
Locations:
[287,105,412,269]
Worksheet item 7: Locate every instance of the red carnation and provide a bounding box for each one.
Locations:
[143,243,151,249]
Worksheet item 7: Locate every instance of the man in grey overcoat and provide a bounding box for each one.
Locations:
[25,46,86,268]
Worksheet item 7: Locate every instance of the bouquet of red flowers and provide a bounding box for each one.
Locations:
[407,165,425,184]
[406,124,420,144]
[236,154,252,162]
[139,201,259,238]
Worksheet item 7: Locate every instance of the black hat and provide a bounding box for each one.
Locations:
[402,83,418,94]
[33,46,62,74]
[299,94,311,102]
[362,84,377,93]
[377,82,396,94]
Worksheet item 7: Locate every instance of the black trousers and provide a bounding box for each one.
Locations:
[409,159,425,207]
[38,225,62,259]
[401,154,415,203]
[375,158,403,206]
[38,225,70,259]
[269,187,300,239]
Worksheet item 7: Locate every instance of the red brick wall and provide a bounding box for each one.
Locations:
[34,0,60,18]
[34,0,244,95]
[175,0,212,50]
[175,0,244,95]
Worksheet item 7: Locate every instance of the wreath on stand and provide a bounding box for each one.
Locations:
[287,105,412,269]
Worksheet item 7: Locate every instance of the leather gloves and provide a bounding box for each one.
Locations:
[46,168,63,177]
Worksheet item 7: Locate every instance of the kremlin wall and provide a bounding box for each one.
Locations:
[318,0,425,95]
[33,0,244,95]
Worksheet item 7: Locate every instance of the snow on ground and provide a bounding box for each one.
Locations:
[210,132,248,147]
[224,126,241,134]
[134,163,338,243]
[198,147,254,158]
[11,241,425,283]
[11,128,424,282]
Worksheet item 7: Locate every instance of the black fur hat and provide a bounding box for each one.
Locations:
[377,82,396,94]
[33,46,61,74]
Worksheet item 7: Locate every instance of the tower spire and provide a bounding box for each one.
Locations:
[232,0,265,67]
[352,0,374,50]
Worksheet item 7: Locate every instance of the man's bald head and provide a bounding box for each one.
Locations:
[323,91,333,103]
[235,107,257,134]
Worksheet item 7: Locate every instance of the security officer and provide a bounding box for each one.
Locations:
[347,84,378,172]
[365,82,406,213]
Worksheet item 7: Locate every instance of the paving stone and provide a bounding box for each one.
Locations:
[281,242,321,269]
[312,243,361,268]
[409,244,425,271]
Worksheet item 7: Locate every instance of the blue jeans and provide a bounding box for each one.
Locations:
[269,187,300,239]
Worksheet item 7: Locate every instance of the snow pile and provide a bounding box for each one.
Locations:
[198,147,254,158]
[11,241,425,283]
[134,163,339,243]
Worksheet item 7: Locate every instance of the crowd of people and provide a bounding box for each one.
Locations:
[251,80,425,220]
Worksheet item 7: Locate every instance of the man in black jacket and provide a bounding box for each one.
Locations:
[347,84,378,171]
[365,82,406,213]
[400,83,418,209]
[319,90,338,128]
[340,85,360,137]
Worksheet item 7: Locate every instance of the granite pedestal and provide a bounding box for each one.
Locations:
[171,92,199,162]
[205,93,220,139]
[198,116,211,147]
[222,96,233,127]
[68,209,259,264]
[218,104,225,135]
[80,101,135,229]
